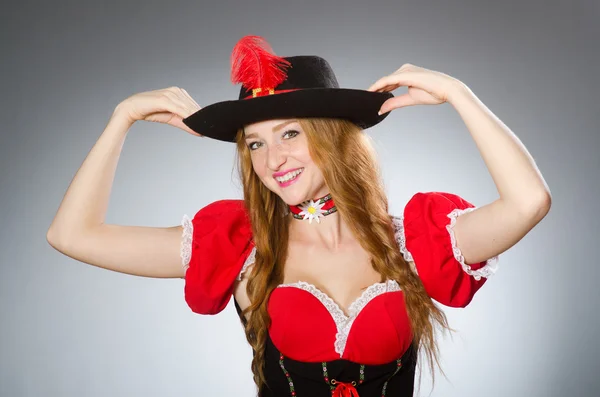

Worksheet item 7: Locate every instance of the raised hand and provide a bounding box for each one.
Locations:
[115,86,202,136]
[367,63,465,115]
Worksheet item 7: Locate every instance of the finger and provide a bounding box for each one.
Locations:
[367,68,406,92]
[371,83,401,93]
[378,94,417,115]
[160,91,196,118]
[368,74,402,92]
[161,87,196,115]
[394,63,423,73]
[170,86,201,112]
[180,88,202,110]
[367,77,387,92]
[368,71,422,93]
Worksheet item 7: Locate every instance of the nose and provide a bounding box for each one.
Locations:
[266,143,286,171]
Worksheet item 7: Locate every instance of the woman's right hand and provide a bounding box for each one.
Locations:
[114,86,202,136]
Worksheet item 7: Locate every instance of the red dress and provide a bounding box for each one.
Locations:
[180,192,499,396]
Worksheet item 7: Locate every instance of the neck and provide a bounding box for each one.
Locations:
[288,198,353,250]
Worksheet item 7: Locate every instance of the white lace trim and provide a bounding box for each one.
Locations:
[446,208,499,281]
[236,246,256,281]
[391,216,414,263]
[392,210,499,281]
[277,279,401,357]
[180,214,193,272]
[391,216,418,274]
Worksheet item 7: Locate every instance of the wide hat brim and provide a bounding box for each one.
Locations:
[182,88,393,142]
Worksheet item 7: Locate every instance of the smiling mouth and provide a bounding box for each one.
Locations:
[274,168,304,185]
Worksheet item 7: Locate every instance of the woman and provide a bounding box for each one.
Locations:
[47,36,551,396]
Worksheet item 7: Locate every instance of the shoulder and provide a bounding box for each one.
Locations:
[391,191,498,307]
[391,191,476,236]
[185,199,250,224]
[183,199,252,240]
[181,199,251,267]
[403,191,475,217]
[181,199,254,315]
[393,192,478,241]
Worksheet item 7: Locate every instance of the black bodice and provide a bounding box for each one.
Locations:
[259,333,416,397]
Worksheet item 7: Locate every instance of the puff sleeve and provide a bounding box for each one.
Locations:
[180,200,255,315]
[393,192,499,308]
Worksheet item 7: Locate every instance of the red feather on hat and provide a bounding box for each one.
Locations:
[230,36,291,90]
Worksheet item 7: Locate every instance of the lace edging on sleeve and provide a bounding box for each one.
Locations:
[391,216,414,262]
[447,208,499,281]
[391,216,418,274]
[237,245,256,281]
[180,214,193,272]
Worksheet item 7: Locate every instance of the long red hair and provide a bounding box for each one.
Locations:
[235,118,450,394]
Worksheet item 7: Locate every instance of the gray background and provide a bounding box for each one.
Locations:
[1,0,599,396]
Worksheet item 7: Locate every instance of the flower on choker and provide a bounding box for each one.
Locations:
[298,199,327,224]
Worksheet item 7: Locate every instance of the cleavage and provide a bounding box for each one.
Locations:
[278,278,387,318]
[282,248,381,316]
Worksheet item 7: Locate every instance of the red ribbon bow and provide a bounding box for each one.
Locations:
[332,381,359,397]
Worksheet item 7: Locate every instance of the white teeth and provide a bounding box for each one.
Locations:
[275,168,303,183]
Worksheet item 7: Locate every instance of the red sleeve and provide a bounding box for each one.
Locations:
[181,200,254,315]
[401,192,498,308]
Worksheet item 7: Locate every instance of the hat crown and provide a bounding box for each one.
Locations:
[238,56,340,100]
[182,35,392,142]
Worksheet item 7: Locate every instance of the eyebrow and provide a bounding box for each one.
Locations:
[244,120,298,140]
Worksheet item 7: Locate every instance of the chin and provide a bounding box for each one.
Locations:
[277,189,309,206]
[279,186,330,207]
[262,182,307,206]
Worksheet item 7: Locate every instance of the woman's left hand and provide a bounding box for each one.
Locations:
[367,63,465,114]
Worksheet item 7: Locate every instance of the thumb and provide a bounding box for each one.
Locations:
[378,94,417,115]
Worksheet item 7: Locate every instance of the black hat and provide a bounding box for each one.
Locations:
[182,36,393,142]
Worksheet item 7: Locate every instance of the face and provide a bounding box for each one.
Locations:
[243,119,328,205]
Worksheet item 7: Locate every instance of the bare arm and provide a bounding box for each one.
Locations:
[369,65,551,264]
[446,85,551,264]
[47,87,201,278]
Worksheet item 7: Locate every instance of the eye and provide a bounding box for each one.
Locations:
[247,141,263,151]
[282,129,299,140]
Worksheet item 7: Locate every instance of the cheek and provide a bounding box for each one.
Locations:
[290,146,324,182]
[251,155,270,181]
[288,138,314,164]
